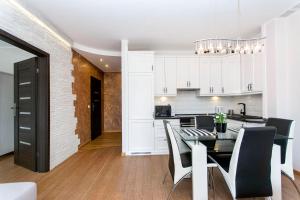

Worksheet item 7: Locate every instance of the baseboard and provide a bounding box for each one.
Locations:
[294,170,300,176]
[104,130,121,133]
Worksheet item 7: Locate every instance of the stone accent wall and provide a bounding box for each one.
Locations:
[103,72,121,132]
[72,50,104,146]
[0,1,79,169]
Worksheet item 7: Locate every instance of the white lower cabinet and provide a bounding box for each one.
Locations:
[129,120,155,154]
[154,119,180,154]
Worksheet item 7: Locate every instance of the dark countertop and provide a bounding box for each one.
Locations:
[154,116,180,120]
[155,114,267,123]
[227,114,267,124]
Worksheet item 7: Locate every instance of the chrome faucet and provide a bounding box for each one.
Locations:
[238,103,246,116]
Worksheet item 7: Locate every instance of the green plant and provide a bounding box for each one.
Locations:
[215,113,227,124]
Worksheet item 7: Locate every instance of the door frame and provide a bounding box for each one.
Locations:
[0,29,50,172]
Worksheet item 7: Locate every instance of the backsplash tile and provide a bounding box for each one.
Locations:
[155,91,263,116]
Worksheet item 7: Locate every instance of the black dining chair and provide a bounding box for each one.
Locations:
[209,127,276,199]
[266,118,299,195]
[195,115,215,132]
[195,115,216,150]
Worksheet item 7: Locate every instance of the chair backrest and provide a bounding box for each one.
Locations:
[195,115,215,132]
[163,120,183,182]
[266,118,294,164]
[229,127,276,198]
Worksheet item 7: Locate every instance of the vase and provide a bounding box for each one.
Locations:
[215,123,227,133]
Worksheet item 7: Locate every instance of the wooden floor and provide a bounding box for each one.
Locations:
[0,147,299,200]
[80,132,122,151]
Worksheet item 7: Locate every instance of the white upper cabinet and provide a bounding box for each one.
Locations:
[199,58,211,95]
[252,52,264,92]
[222,55,241,94]
[164,57,177,95]
[177,57,199,89]
[154,56,177,96]
[241,54,254,93]
[241,53,264,93]
[154,57,165,96]
[209,58,222,94]
[128,52,154,73]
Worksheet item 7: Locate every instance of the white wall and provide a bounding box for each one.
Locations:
[0,72,14,156]
[286,10,300,171]
[0,0,80,169]
[0,41,35,74]
[263,10,300,170]
[155,91,263,116]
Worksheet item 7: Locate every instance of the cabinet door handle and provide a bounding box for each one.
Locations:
[209,87,211,93]
[166,87,168,93]
[247,84,250,91]
[212,87,214,93]
[250,83,253,91]
[187,81,188,87]
[222,87,224,93]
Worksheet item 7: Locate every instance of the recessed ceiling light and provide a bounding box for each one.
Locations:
[100,58,103,62]
[105,64,109,68]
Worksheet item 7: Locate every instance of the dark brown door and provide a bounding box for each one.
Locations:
[91,77,101,140]
[14,57,37,171]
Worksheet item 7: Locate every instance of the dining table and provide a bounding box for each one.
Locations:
[173,127,293,200]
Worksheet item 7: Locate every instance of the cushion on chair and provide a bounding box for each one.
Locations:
[209,154,232,172]
[0,182,37,200]
[180,152,192,168]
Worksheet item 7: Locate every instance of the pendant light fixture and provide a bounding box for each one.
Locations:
[194,0,265,55]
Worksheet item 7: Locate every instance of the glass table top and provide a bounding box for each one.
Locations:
[174,127,293,142]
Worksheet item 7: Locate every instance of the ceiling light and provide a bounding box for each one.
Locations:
[194,0,265,55]
[105,64,109,68]
[100,58,103,62]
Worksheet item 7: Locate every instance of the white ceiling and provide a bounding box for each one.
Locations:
[0,40,35,74]
[19,0,299,71]
[21,0,299,51]
[74,48,121,72]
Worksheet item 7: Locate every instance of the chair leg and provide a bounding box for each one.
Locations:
[211,168,216,200]
[167,172,192,200]
[162,172,168,185]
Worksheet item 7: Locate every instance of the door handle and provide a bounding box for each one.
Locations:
[11,103,17,117]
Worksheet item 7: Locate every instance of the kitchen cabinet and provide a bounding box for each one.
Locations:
[222,55,241,94]
[154,119,180,154]
[128,51,155,154]
[177,57,199,89]
[241,53,264,93]
[129,120,154,153]
[252,52,264,92]
[129,74,154,119]
[154,56,177,96]
[128,52,154,73]
[209,58,223,94]
[199,57,222,95]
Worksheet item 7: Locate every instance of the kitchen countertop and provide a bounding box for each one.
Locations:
[155,114,267,124]
[154,116,181,119]
[227,114,267,124]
